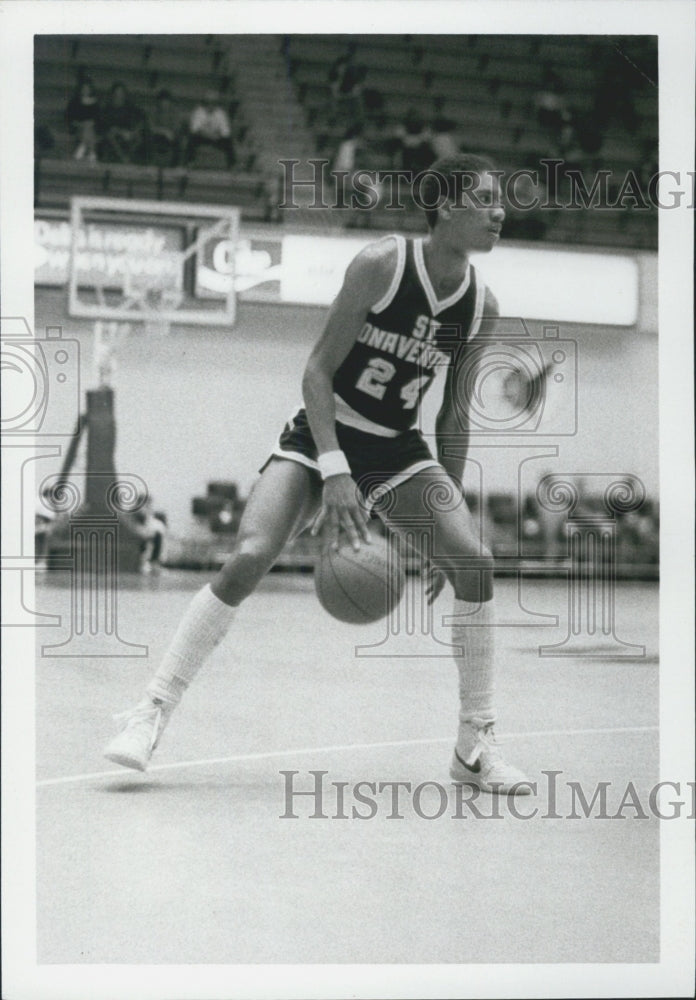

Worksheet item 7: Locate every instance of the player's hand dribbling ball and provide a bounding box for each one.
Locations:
[314,530,405,624]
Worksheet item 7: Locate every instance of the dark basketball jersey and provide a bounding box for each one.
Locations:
[333,235,486,434]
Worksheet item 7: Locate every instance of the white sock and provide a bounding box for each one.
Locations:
[451,598,496,751]
[147,584,236,705]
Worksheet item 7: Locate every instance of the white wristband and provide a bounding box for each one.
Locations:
[317,450,351,480]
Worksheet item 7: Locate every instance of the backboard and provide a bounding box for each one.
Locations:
[67,196,239,328]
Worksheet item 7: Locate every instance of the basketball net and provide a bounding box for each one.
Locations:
[89,218,235,379]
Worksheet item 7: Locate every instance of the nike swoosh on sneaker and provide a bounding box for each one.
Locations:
[454,747,481,773]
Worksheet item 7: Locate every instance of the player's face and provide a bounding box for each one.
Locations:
[447,171,505,252]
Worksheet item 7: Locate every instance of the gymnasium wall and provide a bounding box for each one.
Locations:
[34,285,658,536]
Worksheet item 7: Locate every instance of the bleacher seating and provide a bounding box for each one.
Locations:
[34,34,269,218]
[33,34,657,249]
[285,33,657,250]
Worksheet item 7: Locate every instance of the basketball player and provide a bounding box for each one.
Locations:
[105,154,531,795]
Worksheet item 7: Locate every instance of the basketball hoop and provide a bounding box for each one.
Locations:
[140,286,183,338]
[68,197,239,328]
[120,257,184,338]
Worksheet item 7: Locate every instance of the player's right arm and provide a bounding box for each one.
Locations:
[303,238,396,552]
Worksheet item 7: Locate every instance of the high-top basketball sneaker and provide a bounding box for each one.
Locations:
[450,718,531,795]
[104,696,174,772]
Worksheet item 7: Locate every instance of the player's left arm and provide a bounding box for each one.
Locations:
[435,286,499,491]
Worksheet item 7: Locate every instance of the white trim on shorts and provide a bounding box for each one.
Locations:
[374,459,443,496]
[360,459,445,513]
[269,452,443,505]
[269,447,320,472]
[371,234,407,313]
[268,407,443,498]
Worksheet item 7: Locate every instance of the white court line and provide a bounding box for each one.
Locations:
[36,725,658,788]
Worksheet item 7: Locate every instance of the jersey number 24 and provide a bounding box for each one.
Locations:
[356,357,429,410]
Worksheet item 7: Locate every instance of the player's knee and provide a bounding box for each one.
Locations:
[445,536,494,571]
[234,534,278,576]
[446,540,494,602]
[214,533,279,602]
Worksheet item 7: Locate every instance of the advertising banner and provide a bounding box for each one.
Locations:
[34,216,184,289]
[35,214,639,325]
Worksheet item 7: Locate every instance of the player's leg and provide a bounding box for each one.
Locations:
[104,458,321,770]
[148,456,321,699]
[382,467,529,794]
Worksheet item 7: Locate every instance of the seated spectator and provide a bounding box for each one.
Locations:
[534,65,573,153]
[99,82,146,164]
[139,501,168,574]
[146,89,184,167]
[429,116,461,159]
[185,90,235,168]
[122,494,169,573]
[65,76,100,162]
[392,108,435,174]
[332,123,385,215]
[333,122,364,174]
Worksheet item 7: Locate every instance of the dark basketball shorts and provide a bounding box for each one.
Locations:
[261,407,442,503]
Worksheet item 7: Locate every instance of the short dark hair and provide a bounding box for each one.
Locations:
[418,154,498,229]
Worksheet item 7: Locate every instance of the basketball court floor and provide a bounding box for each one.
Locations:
[35,571,659,965]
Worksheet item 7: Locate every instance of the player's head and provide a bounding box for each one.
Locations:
[418,154,505,251]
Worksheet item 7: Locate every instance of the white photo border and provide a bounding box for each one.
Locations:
[1,1,694,998]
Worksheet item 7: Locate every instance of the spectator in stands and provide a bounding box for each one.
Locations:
[332,123,384,216]
[65,76,100,162]
[333,122,364,175]
[185,90,235,168]
[123,494,169,574]
[429,116,461,159]
[99,82,146,164]
[534,65,573,154]
[392,108,435,174]
[146,88,184,167]
[328,44,367,128]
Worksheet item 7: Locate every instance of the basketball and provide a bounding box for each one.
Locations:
[314,530,405,624]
